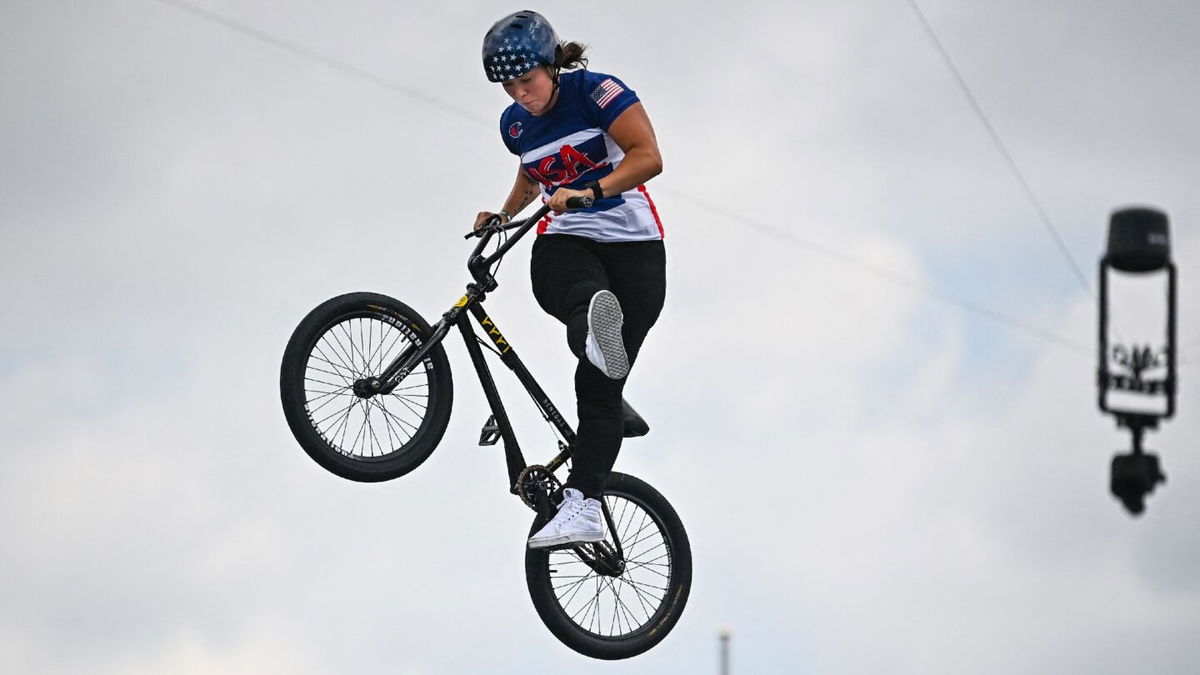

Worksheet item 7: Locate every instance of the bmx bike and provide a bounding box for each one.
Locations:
[279,200,691,659]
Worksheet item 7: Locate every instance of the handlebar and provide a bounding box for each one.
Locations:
[462,195,592,288]
[463,196,593,240]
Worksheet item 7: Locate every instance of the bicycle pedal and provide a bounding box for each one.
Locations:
[479,415,501,446]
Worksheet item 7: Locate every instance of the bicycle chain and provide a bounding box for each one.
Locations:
[514,464,561,511]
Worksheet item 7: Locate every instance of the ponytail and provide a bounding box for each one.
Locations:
[556,41,589,70]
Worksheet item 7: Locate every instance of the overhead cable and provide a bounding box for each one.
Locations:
[903,0,1096,299]
[148,0,491,127]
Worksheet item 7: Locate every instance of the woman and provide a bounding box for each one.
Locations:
[473,10,667,549]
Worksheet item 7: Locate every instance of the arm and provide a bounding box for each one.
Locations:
[474,163,541,230]
[594,102,663,197]
[501,163,542,217]
[547,102,663,212]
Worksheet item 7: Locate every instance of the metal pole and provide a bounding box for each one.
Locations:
[719,629,731,675]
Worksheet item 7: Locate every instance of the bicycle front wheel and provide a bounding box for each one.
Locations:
[525,472,692,659]
[279,292,453,482]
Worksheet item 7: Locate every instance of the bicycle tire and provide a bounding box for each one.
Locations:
[280,292,453,482]
[525,472,692,659]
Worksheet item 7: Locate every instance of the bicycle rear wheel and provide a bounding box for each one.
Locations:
[525,472,692,659]
[279,292,453,482]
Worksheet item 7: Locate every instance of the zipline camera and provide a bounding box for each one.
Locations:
[1097,207,1177,515]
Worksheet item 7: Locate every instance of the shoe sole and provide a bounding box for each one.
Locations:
[528,530,607,550]
[588,291,629,380]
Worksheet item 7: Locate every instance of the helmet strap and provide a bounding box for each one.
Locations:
[548,65,562,110]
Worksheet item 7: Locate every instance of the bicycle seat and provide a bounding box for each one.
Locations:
[622,398,649,438]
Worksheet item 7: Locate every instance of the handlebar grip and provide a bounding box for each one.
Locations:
[465,214,504,239]
[566,196,594,209]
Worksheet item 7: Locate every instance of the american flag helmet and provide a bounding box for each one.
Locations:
[482,10,560,83]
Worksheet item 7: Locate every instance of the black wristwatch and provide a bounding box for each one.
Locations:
[585,180,604,200]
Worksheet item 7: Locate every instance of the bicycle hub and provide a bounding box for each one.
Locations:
[352,377,383,399]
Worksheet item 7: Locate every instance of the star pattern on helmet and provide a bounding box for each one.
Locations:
[486,50,537,78]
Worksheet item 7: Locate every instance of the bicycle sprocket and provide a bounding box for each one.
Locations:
[515,465,562,511]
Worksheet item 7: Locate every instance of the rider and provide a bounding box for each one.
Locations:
[473,10,667,549]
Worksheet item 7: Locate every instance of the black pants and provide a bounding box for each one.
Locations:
[530,234,667,498]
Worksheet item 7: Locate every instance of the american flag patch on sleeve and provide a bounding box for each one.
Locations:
[589,78,625,109]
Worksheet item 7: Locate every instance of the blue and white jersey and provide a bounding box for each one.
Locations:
[500,69,664,242]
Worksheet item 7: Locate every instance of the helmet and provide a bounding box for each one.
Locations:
[482,10,560,82]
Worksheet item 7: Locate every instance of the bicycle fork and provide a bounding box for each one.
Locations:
[367,290,481,396]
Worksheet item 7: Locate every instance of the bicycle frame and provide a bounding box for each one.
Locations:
[456,299,575,490]
[365,201,626,567]
[455,298,626,571]
[372,205,575,490]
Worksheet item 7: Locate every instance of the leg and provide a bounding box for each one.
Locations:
[567,240,667,497]
[530,234,610,357]
[529,236,667,499]
[568,362,626,497]
[600,240,667,366]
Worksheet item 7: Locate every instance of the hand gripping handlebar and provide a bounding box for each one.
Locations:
[463,196,593,240]
[463,196,593,287]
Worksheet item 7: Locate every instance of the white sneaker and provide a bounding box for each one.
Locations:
[527,488,605,549]
[584,290,629,380]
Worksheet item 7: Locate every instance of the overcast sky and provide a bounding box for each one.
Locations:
[2,0,1199,673]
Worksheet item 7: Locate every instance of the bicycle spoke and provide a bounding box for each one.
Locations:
[331,398,357,450]
[305,361,357,384]
[336,322,369,376]
[617,578,664,621]
[605,577,622,636]
[390,392,429,414]
[350,400,370,456]
[307,389,354,417]
[619,569,667,590]
[374,401,420,436]
[313,398,358,429]
[328,327,365,380]
[588,578,602,634]
[600,577,626,636]
[625,550,669,570]
[560,557,600,604]
[365,403,382,457]
[552,577,592,591]
[369,398,402,450]
[357,319,368,378]
[305,383,353,403]
[305,375,354,391]
[619,574,657,620]
[390,382,430,394]
[557,571,596,607]
[314,341,358,382]
[620,517,659,554]
[371,324,409,375]
[603,576,643,634]
[363,317,392,378]
[625,558,671,583]
[614,497,638,544]
[568,579,596,625]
